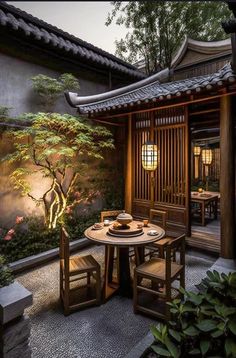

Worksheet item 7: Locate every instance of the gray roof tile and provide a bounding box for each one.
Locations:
[0,2,145,80]
[66,63,236,113]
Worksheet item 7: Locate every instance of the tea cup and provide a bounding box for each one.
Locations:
[143,219,149,227]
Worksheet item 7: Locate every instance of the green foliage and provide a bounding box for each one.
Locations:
[0,106,11,120]
[0,213,99,262]
[2,113,114,228]
[31,73,80,111]
[106,1,231,74]
[0,255,14,288]
[63,211,100,241]
[148,271,236,358]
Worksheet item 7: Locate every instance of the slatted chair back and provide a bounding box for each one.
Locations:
[149,209,167,231]
[100,210,124,222]
[60,227,70,277]
[165,234,185,279]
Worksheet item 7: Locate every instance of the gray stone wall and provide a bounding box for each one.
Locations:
[0,52,110,117]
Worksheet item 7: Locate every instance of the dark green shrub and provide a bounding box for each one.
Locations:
[0,212,100,263]
[147,270,236,358]
[0,255,14,288]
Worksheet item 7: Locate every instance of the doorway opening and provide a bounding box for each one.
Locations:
[189,100,221,253]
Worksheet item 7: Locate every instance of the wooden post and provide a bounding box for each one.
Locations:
[220,95,235,258]
[125,114,132,214]
[185,106,191,236]
[150,112,155,208]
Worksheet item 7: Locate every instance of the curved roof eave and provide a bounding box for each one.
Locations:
[65,68,170,107]
[171,37,231,68]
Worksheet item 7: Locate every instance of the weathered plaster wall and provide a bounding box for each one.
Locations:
[0,52,110,117]
[0,51,125,228]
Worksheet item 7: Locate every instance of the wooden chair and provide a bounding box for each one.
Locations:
[100,210,124,223]
[100,210,123,299]
[60,227,101,315]
[146,209,176,260]
[133,234,185,321]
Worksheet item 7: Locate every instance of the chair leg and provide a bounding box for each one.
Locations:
[96,267,101,306]
[180,269,185,293]
[165,282,171,321]
[133,270,138,314]
[63,274,70,316]
[87,273,91,286]
[59,267,63,303]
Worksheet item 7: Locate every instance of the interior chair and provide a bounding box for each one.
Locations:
[60,227,101,315]
[145,209,177,260]
[133,234,185,321]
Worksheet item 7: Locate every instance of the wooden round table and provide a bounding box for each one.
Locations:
[84,221,165,300]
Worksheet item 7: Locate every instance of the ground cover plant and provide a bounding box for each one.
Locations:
[145,270,236,358]
[0,212,100,262]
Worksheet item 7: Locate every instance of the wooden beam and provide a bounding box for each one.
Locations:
[220,95,235,258]
[124,114,132,214]
[90,118,125,127]
[189,108,220,116]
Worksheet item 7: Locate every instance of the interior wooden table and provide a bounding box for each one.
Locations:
[84,221,165,300]
[191,192,219,226]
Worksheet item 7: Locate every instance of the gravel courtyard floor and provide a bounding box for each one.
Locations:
[17,245,216,358]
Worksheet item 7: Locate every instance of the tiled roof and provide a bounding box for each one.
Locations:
[66,63,236,114]
[0,2,145,80]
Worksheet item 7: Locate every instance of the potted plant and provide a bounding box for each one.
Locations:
[144,270,236,358]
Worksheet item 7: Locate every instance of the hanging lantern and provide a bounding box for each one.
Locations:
[141,141,158,171]
[193,146,201,156]
[201,148,213,165]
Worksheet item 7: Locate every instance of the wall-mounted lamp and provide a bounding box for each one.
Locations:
[141,141,158,171]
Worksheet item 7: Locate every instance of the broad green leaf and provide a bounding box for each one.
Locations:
[150,324,162,342]
[211,330,224,338]
[169,329,181,343]
[151,345,171,357]
[225,338,236,357]
[189,348,201,355]
[200,340,210,356]
[164,336,180,358]
[196,319,217,332]
[228,320,236,335]
[183,325,199,336]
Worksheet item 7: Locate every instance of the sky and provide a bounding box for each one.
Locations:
[8,1,128,55]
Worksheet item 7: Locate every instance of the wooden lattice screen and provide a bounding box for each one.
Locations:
[132,106,189,233]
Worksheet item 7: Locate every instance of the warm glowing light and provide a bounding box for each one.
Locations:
[193,146,201,156]
[202,148,213,165]
[141,141,158,171]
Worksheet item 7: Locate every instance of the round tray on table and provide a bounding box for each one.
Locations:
[108,221,144,238]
